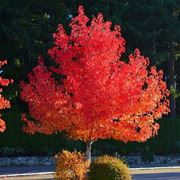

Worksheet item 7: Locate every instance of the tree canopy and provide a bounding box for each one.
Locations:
[0,60,13,132]
[20,6,169,143]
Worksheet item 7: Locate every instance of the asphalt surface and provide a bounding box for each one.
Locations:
[132,172,180,180]
[1,172,180,180]
[131,168,180,180]
[0,166,180,179]
[0,174,53,179]
[0,166,54,176]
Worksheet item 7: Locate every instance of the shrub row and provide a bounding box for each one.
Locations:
[55,151,131,180]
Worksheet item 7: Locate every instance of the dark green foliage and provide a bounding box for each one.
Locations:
[89,155,131,180]
[0,110,84,156]
[0,0,68,111]
[140,146,154,163]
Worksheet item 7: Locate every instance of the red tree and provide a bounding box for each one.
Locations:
[20,6,169,161]
[0,60,13,132]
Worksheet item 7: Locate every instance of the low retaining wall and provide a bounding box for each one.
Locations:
[0,156,55,167]
[0,155,180,167]
[123,155,180,165]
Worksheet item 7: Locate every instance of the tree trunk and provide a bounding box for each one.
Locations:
[170,93,176,119]
[86,140,94,163]
[168,40,176,119]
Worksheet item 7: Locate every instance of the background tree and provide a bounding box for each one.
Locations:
[0,60,13,132]
[0,0,86,155]
[20,6,169,162]
[0,0,68,110]
[121,0,180,119]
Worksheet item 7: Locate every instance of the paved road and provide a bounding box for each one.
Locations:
[131,168,180,180]
[0,174,53,179]
[1,172,180,180]
[132,172,180,180]
[0,166,53,176]
[0,166,180,179]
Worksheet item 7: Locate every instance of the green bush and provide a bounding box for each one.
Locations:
[89,155,131,180]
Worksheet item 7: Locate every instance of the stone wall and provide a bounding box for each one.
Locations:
[0,156,54,167]
[123,155,180,165]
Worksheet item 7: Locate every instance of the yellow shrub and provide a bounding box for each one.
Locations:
[55,150,90,180]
